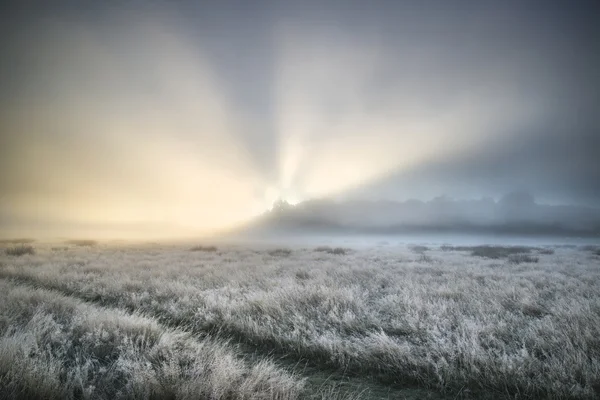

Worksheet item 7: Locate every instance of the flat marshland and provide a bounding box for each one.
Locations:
[0,241,599,399]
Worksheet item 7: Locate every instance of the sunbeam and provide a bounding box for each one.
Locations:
[275,26,545,201]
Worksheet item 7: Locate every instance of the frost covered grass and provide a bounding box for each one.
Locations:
[4,245,35,257]
[0,241,599,399]
[0,280,305,400]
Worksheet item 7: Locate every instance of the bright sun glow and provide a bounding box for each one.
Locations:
[264,186,303,210]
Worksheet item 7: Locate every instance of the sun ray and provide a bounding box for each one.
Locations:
[274,26,545,201]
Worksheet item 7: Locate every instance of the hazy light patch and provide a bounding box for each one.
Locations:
[274,27,546,200]
[0,17,267,237]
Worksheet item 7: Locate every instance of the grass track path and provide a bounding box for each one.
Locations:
[0,275,448,400]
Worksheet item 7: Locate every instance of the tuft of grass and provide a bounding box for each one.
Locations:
[410,245,429,254]
[314,246,333,252]
[268,248,292,257]
[440,245,538,259]
[314,246,350,255]
[66,239,97,247]
[5,245,35,256]
[470,245,535,259]
[537,248,555,255]
[51,247,69,252]
[295,270,310,280]
[521,303,549,318]
[417,254,433,263]
[580,245,600,256]
[508,254,539,264]
[190,245,218,252]
[331,247,349,255]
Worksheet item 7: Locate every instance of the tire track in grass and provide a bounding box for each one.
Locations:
[0,274,448,400]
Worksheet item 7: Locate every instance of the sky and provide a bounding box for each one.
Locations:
[0,0,598,238]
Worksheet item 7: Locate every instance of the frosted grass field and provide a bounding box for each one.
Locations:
[1,240,599,399]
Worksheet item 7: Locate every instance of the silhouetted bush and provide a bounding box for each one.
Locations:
[190,245,218,252]
[5,245,35,256]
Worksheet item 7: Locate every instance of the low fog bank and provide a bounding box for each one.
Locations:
[234,192,600,241]
[218,235,598,251]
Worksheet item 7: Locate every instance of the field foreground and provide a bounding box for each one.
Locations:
[0,241,599,399]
